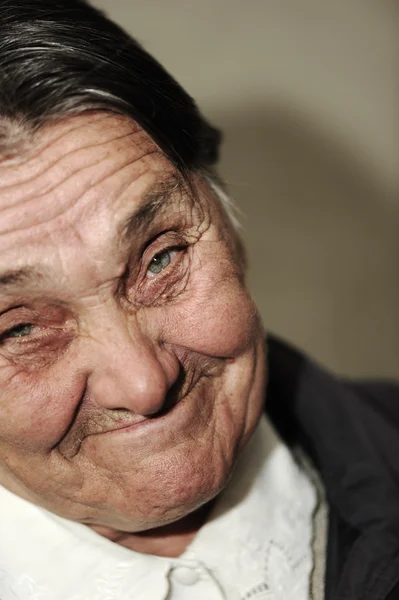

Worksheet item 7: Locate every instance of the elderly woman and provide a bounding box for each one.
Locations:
[0,2,398,599]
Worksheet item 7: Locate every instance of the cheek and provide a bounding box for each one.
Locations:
[0,361,84,454]
[158,252,259,358]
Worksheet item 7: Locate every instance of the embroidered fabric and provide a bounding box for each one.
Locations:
[180,416,318,600]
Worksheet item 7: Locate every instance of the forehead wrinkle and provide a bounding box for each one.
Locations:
[0,114,109,172]
[0,114,144,198]
[0,129,138,199]
[0,142,155,240]
[0,130,146,213]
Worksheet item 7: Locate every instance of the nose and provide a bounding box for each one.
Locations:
[86,317,178,416]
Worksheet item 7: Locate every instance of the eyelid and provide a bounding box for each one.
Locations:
[0,307,75,344]
[0,304,24,319]
[0,323,40,346]
[0,314,33,338]
[141,231,188,265]
[141,228,174,254]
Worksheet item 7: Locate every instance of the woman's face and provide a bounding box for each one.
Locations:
[0,113,266,532]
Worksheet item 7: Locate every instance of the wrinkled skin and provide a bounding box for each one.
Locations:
[0,113,266,554]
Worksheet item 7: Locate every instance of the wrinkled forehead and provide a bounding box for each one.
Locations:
[0,112,169,193]
[0,112,189,246]
[0,113,208,294]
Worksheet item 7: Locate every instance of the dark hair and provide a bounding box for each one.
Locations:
[0,0,221,172]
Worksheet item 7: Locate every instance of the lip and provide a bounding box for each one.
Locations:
[102,416,149,434]
[97,394,186,437]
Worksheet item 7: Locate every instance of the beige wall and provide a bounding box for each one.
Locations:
[93,0,399,377]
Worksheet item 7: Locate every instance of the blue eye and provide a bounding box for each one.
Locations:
[147,249,175,276]
[2,323,33,341]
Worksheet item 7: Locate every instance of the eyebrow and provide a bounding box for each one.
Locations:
[120,172,189,244]
[0,267,43,291]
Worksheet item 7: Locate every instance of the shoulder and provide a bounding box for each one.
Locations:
[265,334,399,455]
[346,379,399,427]
[265,334,399,600]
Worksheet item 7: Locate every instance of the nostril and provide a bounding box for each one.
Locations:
[155,364,186,416]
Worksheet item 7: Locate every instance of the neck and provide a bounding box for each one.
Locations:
[90,502,213,558]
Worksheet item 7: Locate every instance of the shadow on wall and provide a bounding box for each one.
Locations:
[211,104,399,378]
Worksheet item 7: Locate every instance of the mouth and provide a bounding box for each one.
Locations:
[58,394,186,459]
[102,395,186,437]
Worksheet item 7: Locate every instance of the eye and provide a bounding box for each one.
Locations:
[0,323,34,341]
[147,249,177,277]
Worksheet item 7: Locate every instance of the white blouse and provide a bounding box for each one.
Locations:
[0,416,321,600]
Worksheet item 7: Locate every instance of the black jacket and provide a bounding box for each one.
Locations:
[266,335,399,600]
